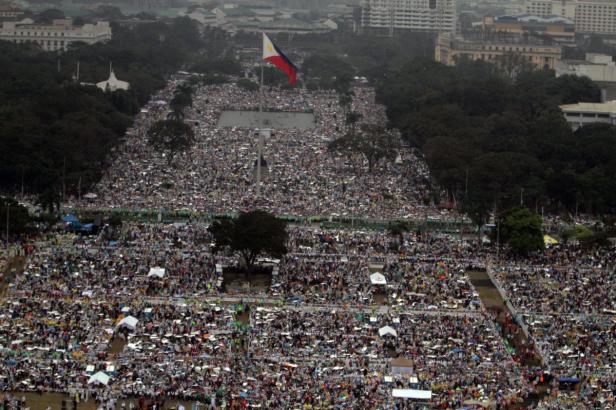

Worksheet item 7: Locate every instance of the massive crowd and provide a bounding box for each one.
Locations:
[489,243,616,408]
[76,79,455,221]
[0,222,538,409]
[1,73,615,409]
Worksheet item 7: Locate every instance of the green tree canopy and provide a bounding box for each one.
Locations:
[147,119,195,165]
[499,207,544,254]
[208,210,288,270]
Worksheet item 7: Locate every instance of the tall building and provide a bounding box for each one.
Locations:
[435,32,562,69]
[575,0,616,35]
[525,0,616,35]
[360,0,456,34]
[0,18,112,52]
[526,0,576,20]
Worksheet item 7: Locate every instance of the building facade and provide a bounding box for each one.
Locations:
[560,100,616,129]
[575,0,616,35]
[556,53,616,83]
[435,32,562,69]
[525,0,616,35]
[360,0,456,33]
[482,14,575,43]
[0,18,111,52]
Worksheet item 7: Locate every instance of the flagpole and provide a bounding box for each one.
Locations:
[256,58,264,197]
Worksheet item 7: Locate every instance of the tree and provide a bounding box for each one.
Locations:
[147,119,195,165]
[499,207,544,254]
[345,111,362,135]
[169,85,194,119]
[208,210,288,271]
[338,91,353,113]
[0,197,33,235]
[329,124,400,173]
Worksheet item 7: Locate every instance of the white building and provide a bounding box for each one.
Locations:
[0,18,111,52]
[525,0,616,35]
[360,0,456,33]
[560,100,616,130]
[96,65,129,92]
[556,54,616,84]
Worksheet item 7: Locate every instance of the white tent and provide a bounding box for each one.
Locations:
[370,272,387,285]
[88,371,110,386]
[117,315,138,331]
[378,326,397,337]
[392,389,432,400]
[148,267,165,278]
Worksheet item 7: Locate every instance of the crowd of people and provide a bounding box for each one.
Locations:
[75,78,455,221]
[1,71,615,409]
[490,244,616,408]
[0,221,541,409]
[492,246,616,315]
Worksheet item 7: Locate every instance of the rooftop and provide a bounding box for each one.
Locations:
[560,101,616,114]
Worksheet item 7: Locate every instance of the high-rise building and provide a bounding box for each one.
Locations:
[525,0,616,35]
[575,0,616,35]
[360,0,456,34]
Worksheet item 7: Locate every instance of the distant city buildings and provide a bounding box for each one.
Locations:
[435,31,562,69]
[560,100,616,129]
[0,18,111,51]
[359,0,457,34]
[482,14,575,43]
[525,0,616,35]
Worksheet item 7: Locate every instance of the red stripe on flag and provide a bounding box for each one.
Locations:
[265,55,297,85]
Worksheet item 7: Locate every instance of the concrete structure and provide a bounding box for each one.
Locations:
[575,0,616,35]
[560,100,616,129]
[526,0,576,20]
[0,18,111,51]
[360,0,456,34]
[525,0,616,35]
[482,14,575,43]
[435,32,562,69]
[556,53,616,83]
[235,18,336,34]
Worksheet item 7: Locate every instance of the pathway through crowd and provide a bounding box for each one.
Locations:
[469,270,551,409]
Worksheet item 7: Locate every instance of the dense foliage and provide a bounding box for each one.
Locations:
[499,207,544,254]
[0,17,207,202]
[377,59,615,222]
[0,197,34,235]
[208,210,288,270]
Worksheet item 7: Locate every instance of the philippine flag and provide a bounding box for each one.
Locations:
[263,33,298,86]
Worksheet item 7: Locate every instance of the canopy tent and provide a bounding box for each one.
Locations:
[370,272,387,285]
[544,235,559,246]
[392,389,432,400]
[378,326,397,337]
[147,267,166,278]
[88,372,110,386]
[117,315,138,331]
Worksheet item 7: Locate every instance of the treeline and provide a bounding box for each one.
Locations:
[377,59,616,223]
[0,17,213,209]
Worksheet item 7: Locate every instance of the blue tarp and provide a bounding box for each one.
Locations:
[62,214,79,223]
